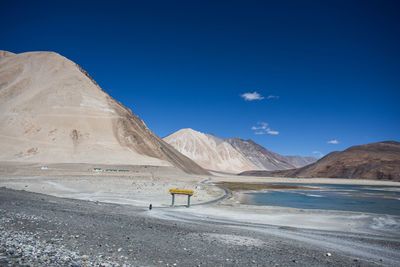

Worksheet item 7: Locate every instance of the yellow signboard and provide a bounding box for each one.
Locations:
[169,189,194,195]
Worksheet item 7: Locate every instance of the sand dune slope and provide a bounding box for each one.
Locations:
[0,50,207,174]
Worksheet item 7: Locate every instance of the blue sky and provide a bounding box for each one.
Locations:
[2,0,399,157]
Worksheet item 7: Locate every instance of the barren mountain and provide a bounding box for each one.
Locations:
[0,50,207,174]
[283,155,317,168]
[163,129,259,173]
[240,141,400,181]
[225,138,296,171]
[164,129,316,173]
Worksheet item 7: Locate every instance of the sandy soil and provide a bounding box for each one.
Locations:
[0,163,220,207]
[1,163,400,265]
[1,163,399,237]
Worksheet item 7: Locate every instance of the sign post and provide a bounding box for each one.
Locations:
[169,189,194,207]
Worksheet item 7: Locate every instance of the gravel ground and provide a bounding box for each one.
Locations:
[1,187,399,266]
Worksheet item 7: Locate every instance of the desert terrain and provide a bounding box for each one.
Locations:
[1,163,400,266]
[1,51,399,266]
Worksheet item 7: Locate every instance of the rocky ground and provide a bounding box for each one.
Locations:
[1,187,399,266]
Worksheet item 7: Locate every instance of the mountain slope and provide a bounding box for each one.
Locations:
[283,155,317,168]
[163,129,316,173]
[0,50,207,175]
[240,141,400,181]
[163,129,259,173]
[224,138,296,171]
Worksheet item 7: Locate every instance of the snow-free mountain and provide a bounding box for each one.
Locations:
[241,141,400,181]
[163,129,257,173]
[0,50,207,174]
[163,128,316,173]
[225,138,294,171]
[283,155,319,168]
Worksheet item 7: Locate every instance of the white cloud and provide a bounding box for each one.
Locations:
[251,122,279,135]
[327,139,339,144]
[241,91,264,101]
[267,95,280,99]
[251,122,268,131]
[267,130,279,135]
[312,151,324,158]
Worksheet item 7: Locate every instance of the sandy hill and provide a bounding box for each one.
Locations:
[163,129,259,173]
[0,50,207,175]
[163,129,316,174]
[240,141,400,181]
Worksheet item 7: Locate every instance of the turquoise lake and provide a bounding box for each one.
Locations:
[245,184,400,215]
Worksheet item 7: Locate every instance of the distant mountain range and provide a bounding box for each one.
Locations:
[240,141,400,181]
[163,128,316,174]
[4,50,396,181]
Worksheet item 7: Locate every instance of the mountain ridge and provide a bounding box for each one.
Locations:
[224,137,296,170]
[163,128,316,173]
[240,141,400,181]
[163,128,257,173]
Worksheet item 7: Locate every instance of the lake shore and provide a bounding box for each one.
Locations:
[1,164,400,265]
[1,164,400,229]
[2,187,400,266]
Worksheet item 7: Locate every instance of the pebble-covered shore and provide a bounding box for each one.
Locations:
[1,187,399,266]
[0,210,123,266]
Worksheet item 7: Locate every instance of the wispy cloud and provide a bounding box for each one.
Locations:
[327,139,339,144]
[268,130,279,135]
[312,151,324,158]
[251,122,279,135]
[241,91,264,101]
[267,95,280,99]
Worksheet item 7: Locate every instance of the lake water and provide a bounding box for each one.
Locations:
[244,184,400,215]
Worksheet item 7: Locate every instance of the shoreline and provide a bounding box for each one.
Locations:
[211,174,400,186]
[1,163,400,266]
[1,164,400,236]
[3,187,400,266]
